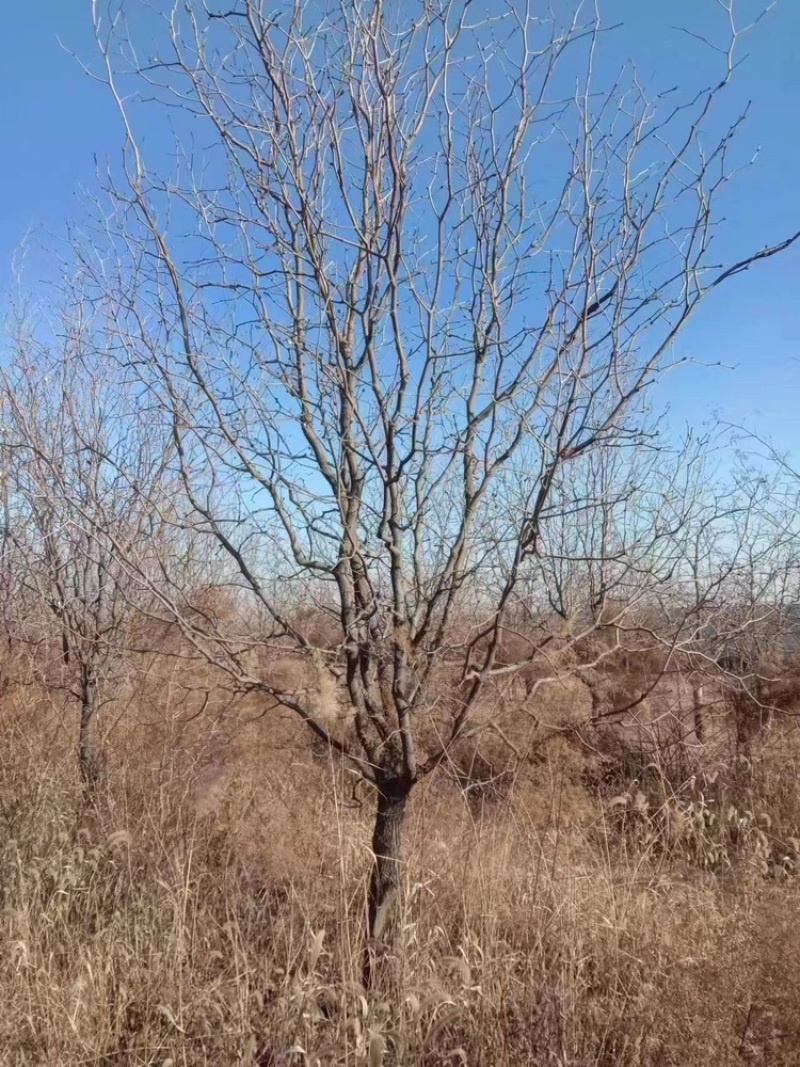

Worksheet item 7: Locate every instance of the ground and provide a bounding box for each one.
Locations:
[2,646,800,1066]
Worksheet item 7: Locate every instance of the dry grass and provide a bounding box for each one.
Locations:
[3,654,800,1066]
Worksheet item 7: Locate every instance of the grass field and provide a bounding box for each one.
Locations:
[2,644,800,1067]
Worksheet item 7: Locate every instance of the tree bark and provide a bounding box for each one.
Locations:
[693,683,706,743]
[78,663,100,788]
[363,776,410,988]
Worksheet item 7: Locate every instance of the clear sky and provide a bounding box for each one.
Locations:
[1,0,798,454]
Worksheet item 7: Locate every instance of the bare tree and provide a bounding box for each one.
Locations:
[0,299,173,786]
[700,450,800,748]
[75,0,798,975]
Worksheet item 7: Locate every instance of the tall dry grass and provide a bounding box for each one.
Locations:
[3,650,800,1065]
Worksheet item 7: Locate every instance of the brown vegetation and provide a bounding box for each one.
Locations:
[3,635,800,1066]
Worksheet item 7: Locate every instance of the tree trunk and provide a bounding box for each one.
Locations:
[78,663,101,787]
[693,683,705,743]
[363,776,410,988]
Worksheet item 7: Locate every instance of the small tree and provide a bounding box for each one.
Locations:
[0,301,172,786]
[669,448,800,748]
[81,0,798,974]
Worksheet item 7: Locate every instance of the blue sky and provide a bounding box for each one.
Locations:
[1,0,798,454]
